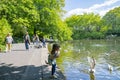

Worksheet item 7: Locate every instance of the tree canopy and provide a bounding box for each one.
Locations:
[0,0,72,42]
[102,7,120,35]
[0,0,120,49]
[65,7,120,39]
[65,13,106,39]
[0,18,12,44]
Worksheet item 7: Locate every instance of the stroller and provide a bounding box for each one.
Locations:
[34,41,42,48]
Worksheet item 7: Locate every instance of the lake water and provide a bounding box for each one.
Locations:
[48,39,120,80]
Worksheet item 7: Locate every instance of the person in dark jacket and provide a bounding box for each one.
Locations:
[24,32,31,50]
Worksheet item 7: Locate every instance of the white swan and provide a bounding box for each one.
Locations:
[87,56,96,73]
[108,64,113,71]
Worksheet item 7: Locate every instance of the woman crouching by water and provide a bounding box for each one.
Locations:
[46,43,60,79]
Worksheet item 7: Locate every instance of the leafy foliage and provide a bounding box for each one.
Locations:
[0,0,72,42]
[65,13,106,39]
[0,18,12,51]
[102,7,120,35]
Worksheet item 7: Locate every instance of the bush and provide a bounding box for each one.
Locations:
[90,32,105,39]
[73,31,105,40]
[0,44,5,52]
[0,18,12,45]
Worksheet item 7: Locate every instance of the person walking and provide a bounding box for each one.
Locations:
[5,33,13,52]
[24,32,31,50]
[42,37,46,48]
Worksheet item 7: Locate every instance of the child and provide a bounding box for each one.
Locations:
[46,43,60,78]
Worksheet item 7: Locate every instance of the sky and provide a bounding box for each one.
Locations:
[63,0,120,19]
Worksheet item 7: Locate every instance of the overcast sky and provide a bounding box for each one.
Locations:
[63,0,120,19]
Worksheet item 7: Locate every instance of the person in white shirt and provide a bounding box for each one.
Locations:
[6,33,13,52]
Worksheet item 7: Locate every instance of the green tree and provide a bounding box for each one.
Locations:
[102,7,120,35]
[0,0,38,36]
[65,13,106,39]
[0,18,12,50]
[34,0,72,41]
[0,0,72,41]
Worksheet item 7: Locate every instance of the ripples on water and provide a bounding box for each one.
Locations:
[53,40,120,80]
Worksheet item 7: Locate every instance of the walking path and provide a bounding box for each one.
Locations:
[0,43,65,80]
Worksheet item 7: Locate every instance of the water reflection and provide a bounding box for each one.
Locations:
[48,40,120,80]
[89,72,95,80]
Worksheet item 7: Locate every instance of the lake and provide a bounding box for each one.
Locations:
[48,39,120,80]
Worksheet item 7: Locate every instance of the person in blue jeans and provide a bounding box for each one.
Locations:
[46,43,60,78]
[42,37,46,48]
[24,32,31,50]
